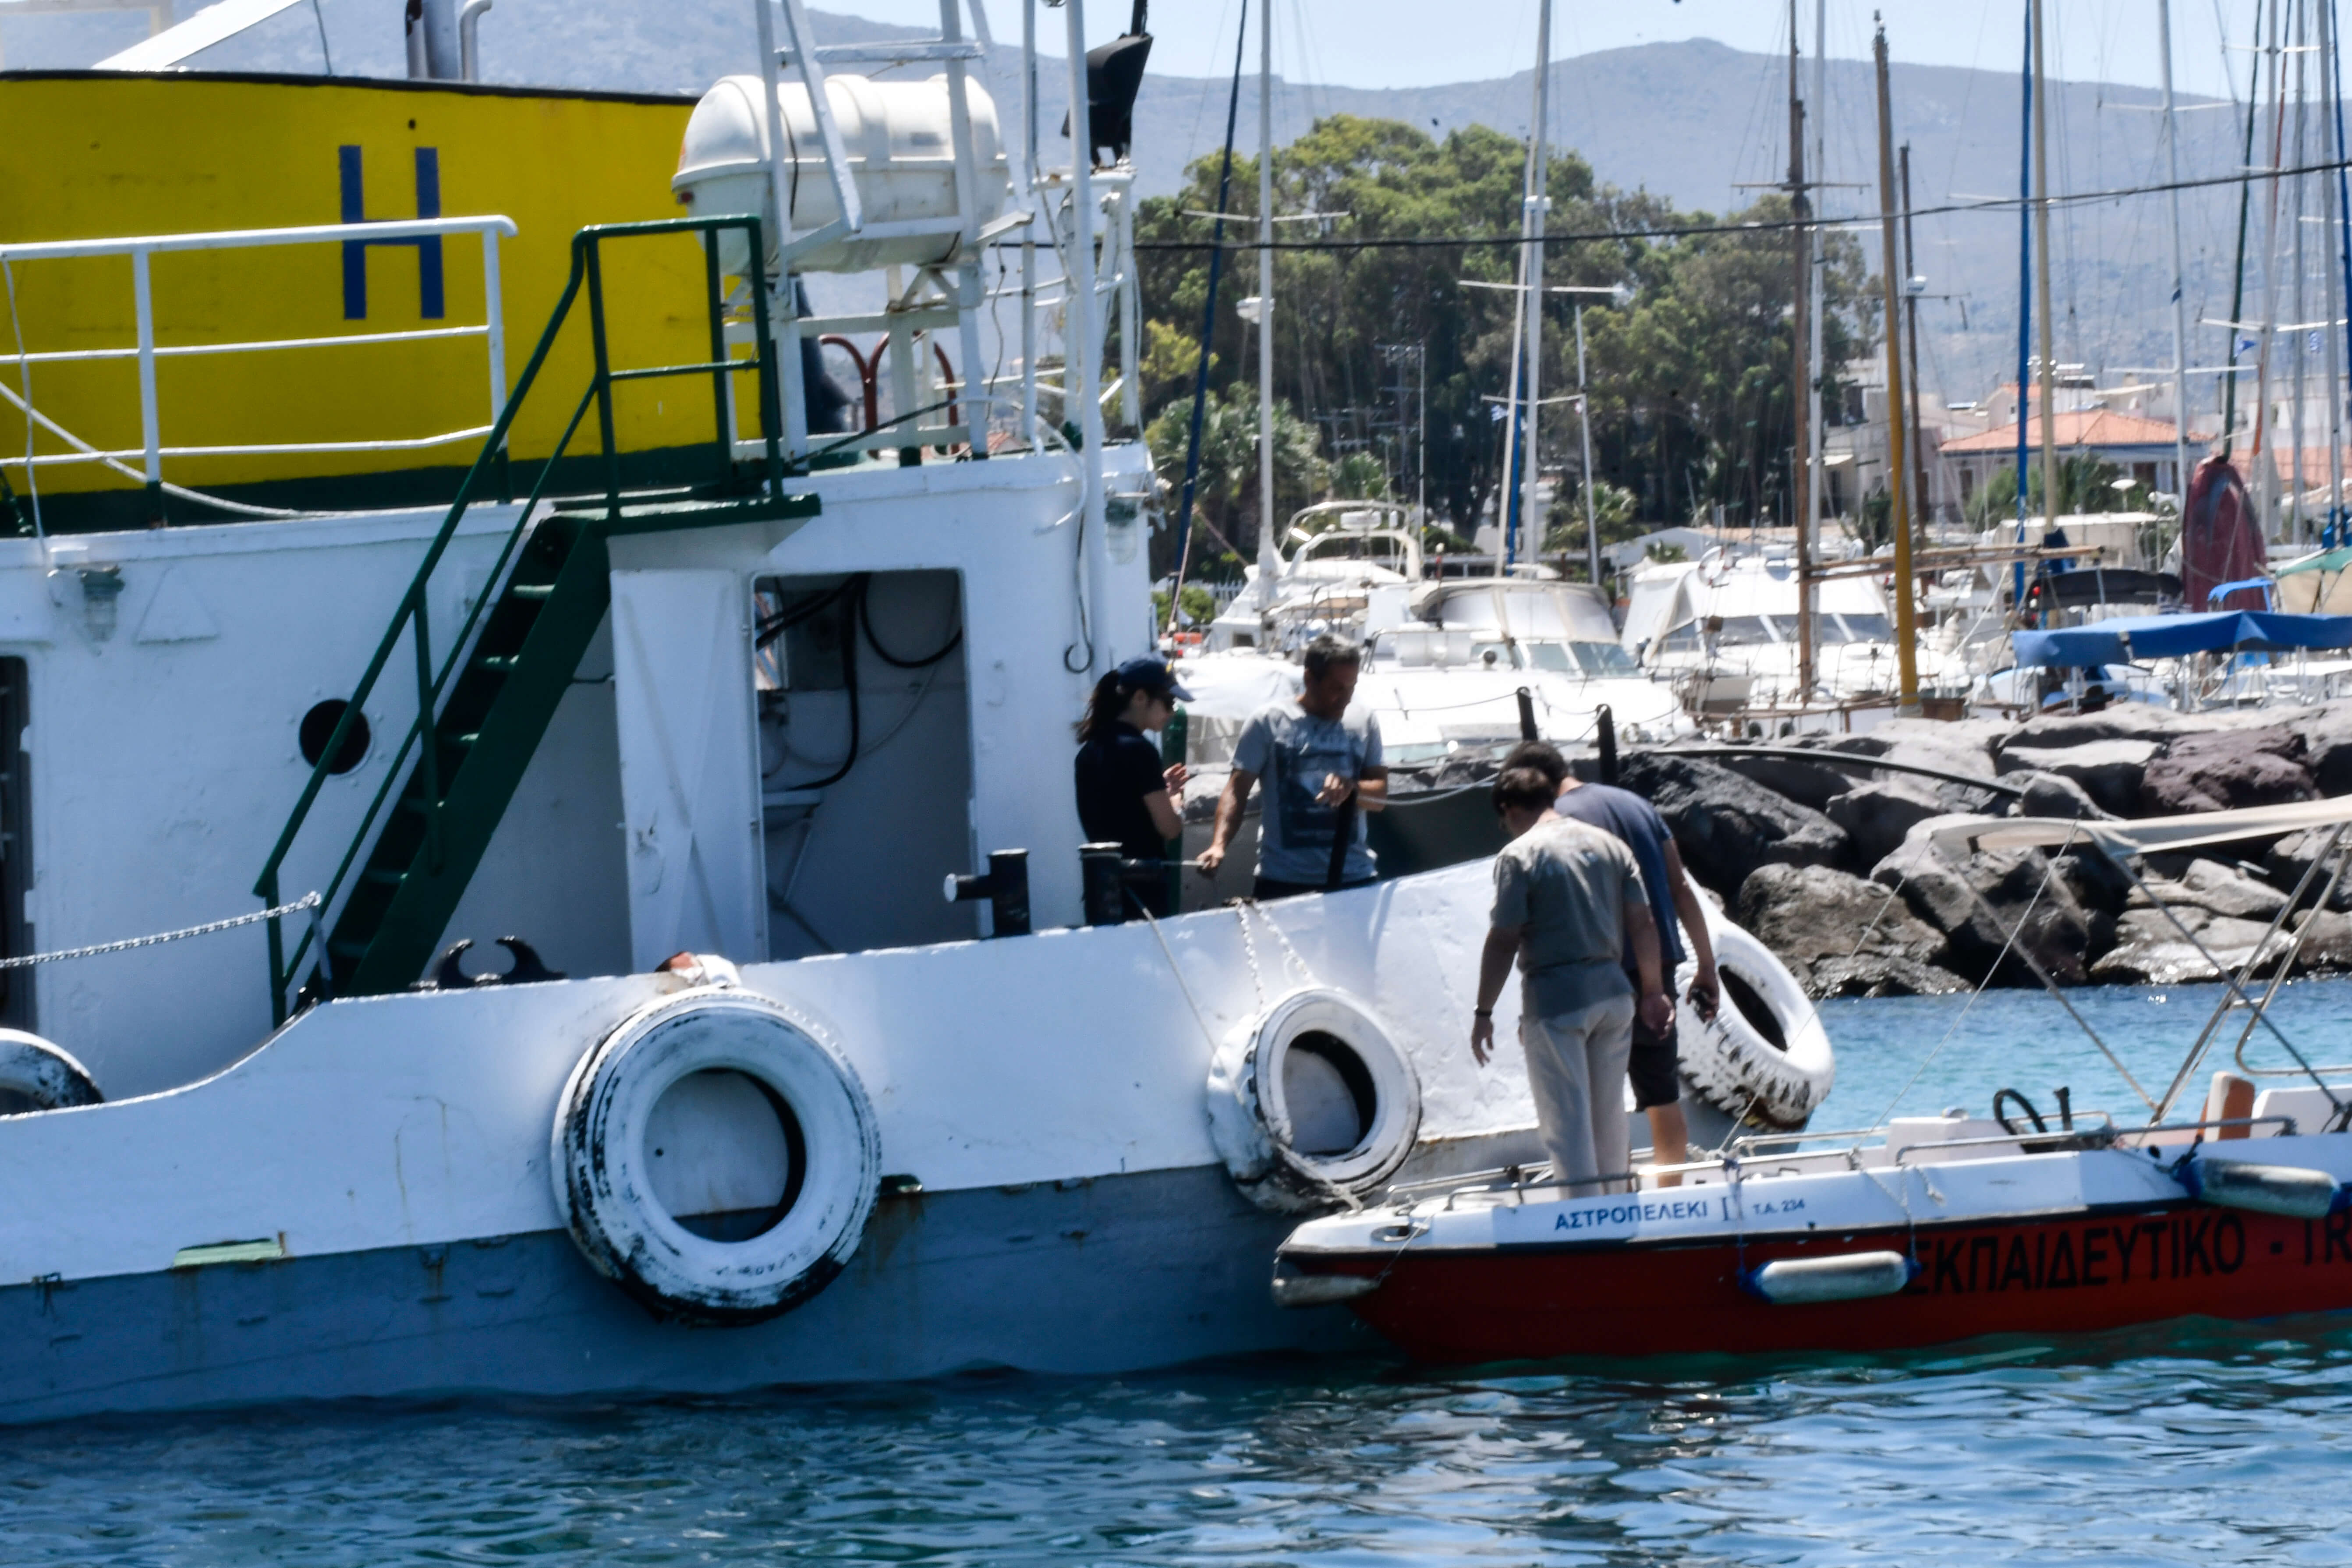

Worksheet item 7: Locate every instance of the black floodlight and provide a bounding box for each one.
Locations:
[1063,1,1151,166]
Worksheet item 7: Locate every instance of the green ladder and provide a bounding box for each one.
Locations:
[257,216,818,1021]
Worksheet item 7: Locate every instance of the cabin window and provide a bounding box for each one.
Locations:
[1714,616,1775,646]
[1828,612,1894,644]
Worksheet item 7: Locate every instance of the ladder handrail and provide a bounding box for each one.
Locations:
[255,216,780,1021]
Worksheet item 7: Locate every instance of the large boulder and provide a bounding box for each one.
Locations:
[1806,726,2001,783]
[2129,858,2291,923]
[2089,908,2285,985]
[1826,777,1952,868]
[2017,771,2113,822]
[1718,750,1860,813]
[1995,739,2158,816]
[1869,814,2095,986]
[2262,828,2352,910]
[2004,705,2195,749]
[2138,726,2317,815]
[1618,752,1849,898]
[2290,909,2352,973]
[2277,699,2352,796]
[1734,862,1966,998]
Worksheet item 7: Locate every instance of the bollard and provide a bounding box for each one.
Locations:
[1080,842,1163,926]
[1596,703,1618,786]
[1514,685,1537,742]
[945,847,1031,937]
[1080,842,1127,926]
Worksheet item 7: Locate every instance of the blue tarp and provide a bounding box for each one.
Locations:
[2011,610,2352,667]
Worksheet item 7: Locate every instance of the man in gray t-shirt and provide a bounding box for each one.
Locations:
[1199,634,1388,898]
[1472,766,1672,1197]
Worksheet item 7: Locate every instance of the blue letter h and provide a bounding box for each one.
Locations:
[340,145,444,321]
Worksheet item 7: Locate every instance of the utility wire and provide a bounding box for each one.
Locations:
[1099,153,2352,255]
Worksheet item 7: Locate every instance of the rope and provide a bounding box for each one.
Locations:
[0,892,322,970]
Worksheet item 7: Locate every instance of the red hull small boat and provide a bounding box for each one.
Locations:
[1276,793,2352,1365]
[1276,1111,2352,1363]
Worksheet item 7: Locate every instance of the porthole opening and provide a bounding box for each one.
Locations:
[1282,1030,1379,1156]
[298,699,371,775]
[643,1069,809,1242]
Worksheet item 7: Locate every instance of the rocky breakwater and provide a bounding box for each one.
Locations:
[1624,699,2352,999]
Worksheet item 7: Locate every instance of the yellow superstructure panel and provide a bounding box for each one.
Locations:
[0,72,721,505]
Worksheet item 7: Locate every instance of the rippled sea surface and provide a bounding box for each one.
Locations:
[13,981,2352,1565]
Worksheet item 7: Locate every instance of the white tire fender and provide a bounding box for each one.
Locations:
[553,986,880,1325]
[0,1029,101,1113]
[1675,899,1835,1129]
[1206,988,1423,1214]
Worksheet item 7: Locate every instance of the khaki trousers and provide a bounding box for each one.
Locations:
[1520,993,1636,1196]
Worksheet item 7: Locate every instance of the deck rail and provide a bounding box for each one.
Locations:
[0,216,517,517]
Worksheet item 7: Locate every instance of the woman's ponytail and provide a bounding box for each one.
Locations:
[1075,670,1129,743]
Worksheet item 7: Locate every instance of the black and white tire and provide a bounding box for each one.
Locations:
[0,1030,100,1114]
[553,987,880,1325]
[1675,901,1834,1130]
[1206,988,1422,1214]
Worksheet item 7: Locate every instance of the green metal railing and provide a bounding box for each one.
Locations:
[254,216,783,1023]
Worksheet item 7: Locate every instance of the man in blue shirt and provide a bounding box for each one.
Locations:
[1199,634,1388,898]
[1506,741,1720,1184]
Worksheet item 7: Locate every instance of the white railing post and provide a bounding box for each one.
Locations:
[939,0,988,455]
[1116,189,1139,431]
[479,227,507,449]
[131,245,160,517]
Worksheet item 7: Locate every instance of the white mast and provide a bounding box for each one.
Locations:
[1805,0,1826,602]
[2158,0,2191,502]
[1515,0,1552,573]
[1254,0,1278,591]
[2323,0,2348,531]
[1063,0,1107,664]
[2291,0,2310,542]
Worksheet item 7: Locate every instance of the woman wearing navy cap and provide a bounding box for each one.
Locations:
[1073,657,1192,918]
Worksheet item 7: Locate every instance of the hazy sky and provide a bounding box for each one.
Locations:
[836,2,2268,104]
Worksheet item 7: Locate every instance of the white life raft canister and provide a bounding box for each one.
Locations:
[1206,988,1423,1214]
[0,1029,101,1114]
[553,984,880,1325]
[1674,898,1835,1129]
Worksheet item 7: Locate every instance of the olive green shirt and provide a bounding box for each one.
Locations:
[1490,816,1650,1017]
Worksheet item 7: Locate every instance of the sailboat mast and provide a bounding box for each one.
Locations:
[1874,22,1919,711]
[2292,0,2311,543]
[1902,144,1929,548]
[1789,0,1814,699]
[1516,0,1552,572]
[1806,0,1826,666]
[1255,0,1277,589]
[2032,0,2058,539]
[2158,0,2191,502]
[2320,0,2347,534]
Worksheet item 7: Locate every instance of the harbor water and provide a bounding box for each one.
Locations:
[11,980,2352,1565]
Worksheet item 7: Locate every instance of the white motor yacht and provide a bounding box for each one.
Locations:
[1623,548,1904,724]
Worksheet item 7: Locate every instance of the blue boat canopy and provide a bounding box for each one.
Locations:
[2011,609,2352,667]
